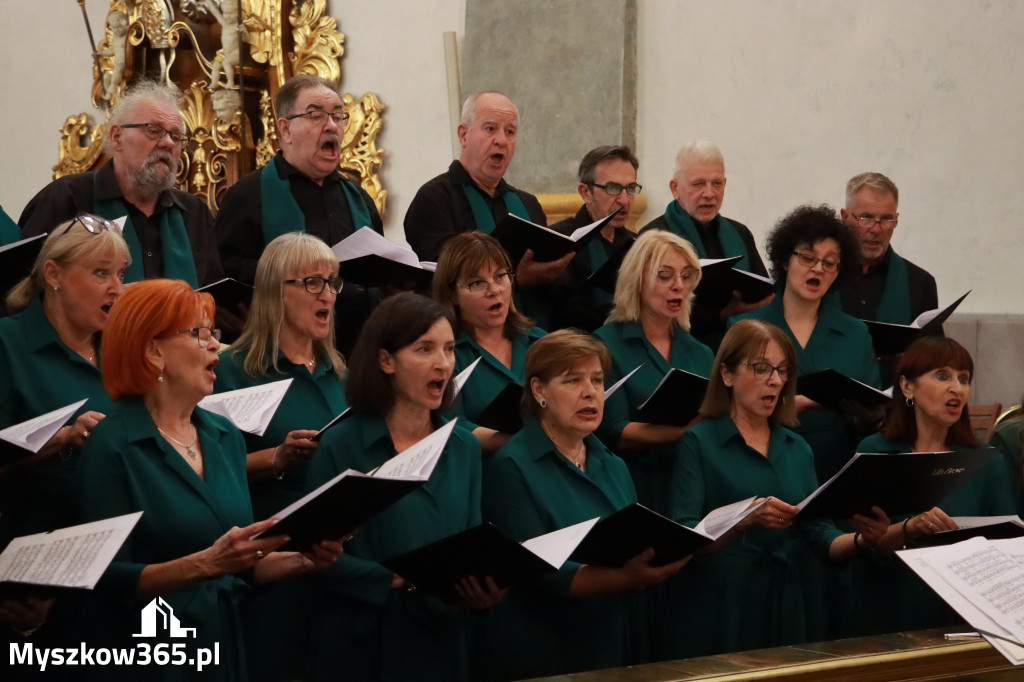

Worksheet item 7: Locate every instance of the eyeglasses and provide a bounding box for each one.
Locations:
[284,275,344,295]
[177,326,222,348]
[740,361,790,382]
[61,213,122,236]
[119,123,190,149]
[284,110,350,127]
[455,271,514,295]
[791,251,840,273]
[589,182,642,197]
[849,213,898,230]
[655,267,696,285]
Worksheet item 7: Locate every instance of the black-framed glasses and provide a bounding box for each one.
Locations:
[589,181,642,197]
[848,212,898,230]
[791,251,840,273]
[284,110,349,127]
[284,275,344,295]
[455,271,514,295]
[177,326,222,347]
[120,123,190,149]
[61,213,122,236]
[740,361,790,382]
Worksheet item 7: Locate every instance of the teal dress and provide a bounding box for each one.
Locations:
[481,417,640,680]
[989,418,1024,516]
[843,433,1016,637]
[213,347,347,682]
[594,320,715,513]
[732,295,882,482]
[664,414,843,658]
[77,398,254,681]
[306,412,482,682]
[446,326,544,433]
[0,295,117,546]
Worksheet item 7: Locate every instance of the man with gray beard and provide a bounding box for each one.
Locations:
[19,81,221,286]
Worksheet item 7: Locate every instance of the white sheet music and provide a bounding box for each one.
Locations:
[695,496,764,539]
[375,419,458,479]
[605,365,642,399]
[0,512,142,589]
[332,227,429,269]
[521,517,600,568]
[452,357,482,397]
[0,399,88,453]
[198,379,292,436]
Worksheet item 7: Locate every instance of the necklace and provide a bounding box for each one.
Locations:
[562,441,586,469]
[158,425,198,460]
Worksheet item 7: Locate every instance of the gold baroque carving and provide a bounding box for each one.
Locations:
[57,0,388,218]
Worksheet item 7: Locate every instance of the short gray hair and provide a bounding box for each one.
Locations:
[274,74,341,119]
[105,80,183,155]
[845,172,899,207]
[673,141,724,181]
[460,91,517,128]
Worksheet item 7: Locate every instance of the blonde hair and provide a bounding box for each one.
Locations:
[5,216,131,313]
[606,229,702,331]
[226,233,345,379]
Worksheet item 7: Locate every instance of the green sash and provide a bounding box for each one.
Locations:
[0,205,19,244]
[93,194,198,287]
[874,248,913,324]
[259,158,373,243]
[663,201,750,271]
[457,180,531,233]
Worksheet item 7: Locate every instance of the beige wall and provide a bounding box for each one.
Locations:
[2,1,1022,317]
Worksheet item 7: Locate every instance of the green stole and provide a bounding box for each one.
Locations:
[93,191,198,287]
[0,205,19,244]
[663,201,750,271]
[874,248,913,324]
[259,158,373,243]
[455,176,531,233]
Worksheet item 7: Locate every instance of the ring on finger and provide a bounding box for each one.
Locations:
[255,550,265,560]
[82,429,90,439]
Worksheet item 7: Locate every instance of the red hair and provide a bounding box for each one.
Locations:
[102,279,215,400]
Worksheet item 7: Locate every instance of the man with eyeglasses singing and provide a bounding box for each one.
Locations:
[19,81,221,287]
[640,141,771,349]
[215,74,383,354]
[546,145,641,332]
[838,172,938,325]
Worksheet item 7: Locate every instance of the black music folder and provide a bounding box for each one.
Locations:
[913,516,1024,548]
[197,277,254,311]
[863,291,970,357]
[492,210,617,263]
[633,369,709,426]
[797,368,890,412]
[0,233,46,298]
[797,447,996,519]
[587,238,635,294]
[472,382,523,434]
[695,256,775,307]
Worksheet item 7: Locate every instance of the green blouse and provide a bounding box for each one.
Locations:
[306,412,482,682]
[481,417,640,680]
[732,295,881,482]
[446,326,544,433]
[77,398,253,681]
[663,414,842,658]
[213,347,347,520]
[0,295,117,544]
[989,418,1024,516]
[213,347,347,682]
[593,320,715,513]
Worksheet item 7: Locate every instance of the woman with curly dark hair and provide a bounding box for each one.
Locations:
[731,204,880,484]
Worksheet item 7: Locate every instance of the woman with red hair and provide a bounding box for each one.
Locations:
[77,279,343,681]
[846,336,1016,637]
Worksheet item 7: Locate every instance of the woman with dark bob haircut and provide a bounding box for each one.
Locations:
[77,279,343,682]
[845,336,1016,637]
[482,329,688,681]
[732,204,881,484]
[434,232,544,454]
[662,320,889,658]
[306,292,502,682]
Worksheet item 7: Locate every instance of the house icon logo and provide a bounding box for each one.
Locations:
[133,597,197,639]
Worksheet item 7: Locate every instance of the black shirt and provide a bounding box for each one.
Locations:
[838,247,939,323]
[403,160,547,261]
[18,161,222,285]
